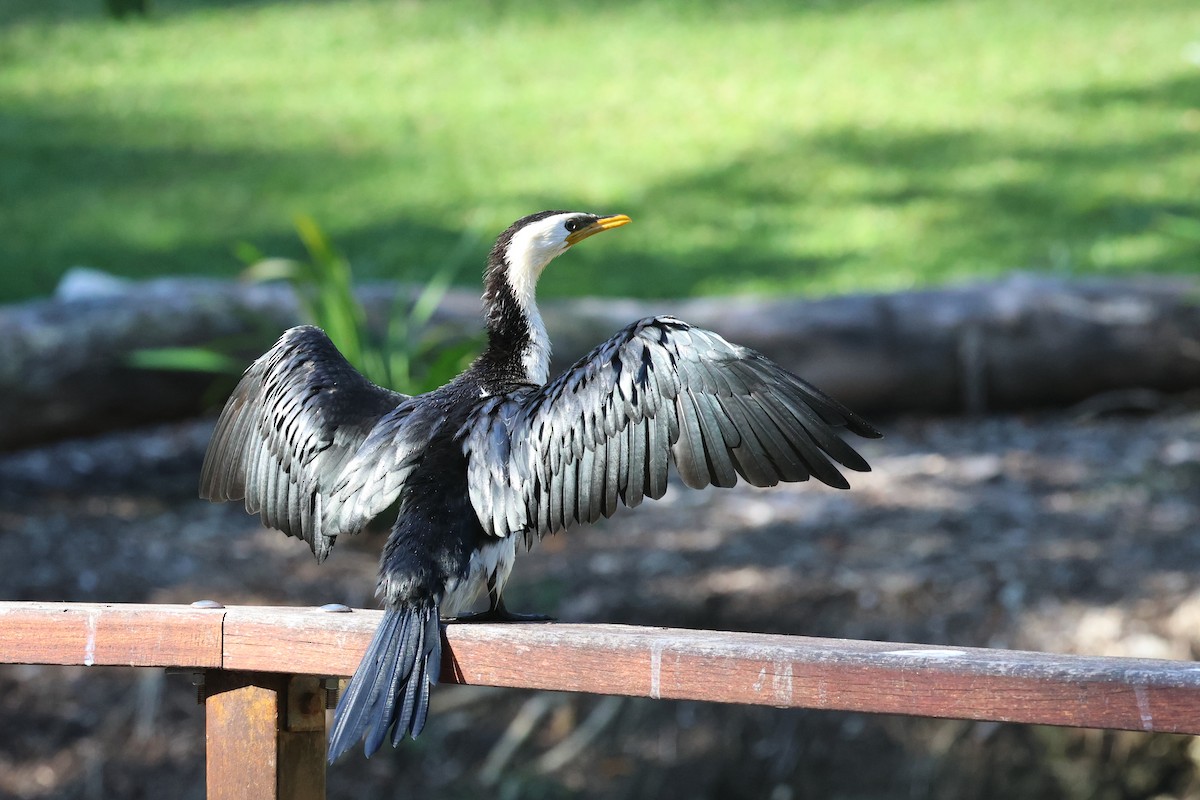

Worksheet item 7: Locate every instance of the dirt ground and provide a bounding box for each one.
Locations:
[1,402,1199,799]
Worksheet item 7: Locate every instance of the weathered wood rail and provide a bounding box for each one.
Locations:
[2,602,1199,798]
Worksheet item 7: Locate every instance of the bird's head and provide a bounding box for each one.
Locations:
[489,211,631,299]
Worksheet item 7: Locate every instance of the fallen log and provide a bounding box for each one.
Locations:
[565,274,1200,416]
[0,273,1197,449]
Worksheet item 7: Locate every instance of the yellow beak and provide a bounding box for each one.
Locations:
[565,214,631,246]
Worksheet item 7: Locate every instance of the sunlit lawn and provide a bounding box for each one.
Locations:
[1,0,1198,303]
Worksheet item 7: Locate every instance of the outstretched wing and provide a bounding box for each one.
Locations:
[200,325,409,562]
[464,316,881,542]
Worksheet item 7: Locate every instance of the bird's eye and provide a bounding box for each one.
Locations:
[564,219,582,233]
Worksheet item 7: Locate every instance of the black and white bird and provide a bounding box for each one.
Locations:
[200,210,881,762]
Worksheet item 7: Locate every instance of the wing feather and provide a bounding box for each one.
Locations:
[624,417,647,508]
[602,436,621,517]
[672,389,709,489]
[690,390,739,488]
[721,394,779,486]
[199,325,409,560]
[463,316,880,541]
[650,409,674,500]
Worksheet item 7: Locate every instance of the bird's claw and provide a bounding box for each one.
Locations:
[451,606,555,624]
[450,593,556,624]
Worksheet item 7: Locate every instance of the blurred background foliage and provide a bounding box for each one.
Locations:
[130,214,478,395]
[1,0,1198,305]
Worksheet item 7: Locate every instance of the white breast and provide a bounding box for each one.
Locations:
[440,536,519,617]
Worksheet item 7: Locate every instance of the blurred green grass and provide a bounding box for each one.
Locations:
[1,0,1198,303]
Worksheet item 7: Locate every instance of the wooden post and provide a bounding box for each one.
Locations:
[204,671,327,800]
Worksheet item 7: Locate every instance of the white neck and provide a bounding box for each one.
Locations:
[503,233,556,385]
[518,300,550,385]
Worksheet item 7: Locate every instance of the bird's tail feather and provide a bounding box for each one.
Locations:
[328,603,441,762]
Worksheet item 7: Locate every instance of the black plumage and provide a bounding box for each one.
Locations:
[199,210,881,762]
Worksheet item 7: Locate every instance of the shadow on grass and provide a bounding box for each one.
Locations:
[0,0,288,25]
[808,124,1199,270]
[577,73,1199,296]
[2,70,1198,303]
[0,0,948,26]
[1051,71,1200,111]
[0,101,476,300]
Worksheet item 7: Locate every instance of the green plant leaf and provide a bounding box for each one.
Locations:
[412,338,480,394]
[134,214,475,397]
[126,347,245,375]
[294,213,339,267]
[241,257,304,284]
[233,241,266,266]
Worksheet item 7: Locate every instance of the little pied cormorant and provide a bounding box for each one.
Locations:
[199,210,881,762]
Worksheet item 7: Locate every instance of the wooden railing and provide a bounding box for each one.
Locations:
[3,601,1199,799]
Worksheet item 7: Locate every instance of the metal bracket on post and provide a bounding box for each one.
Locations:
[203,671,327,800]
